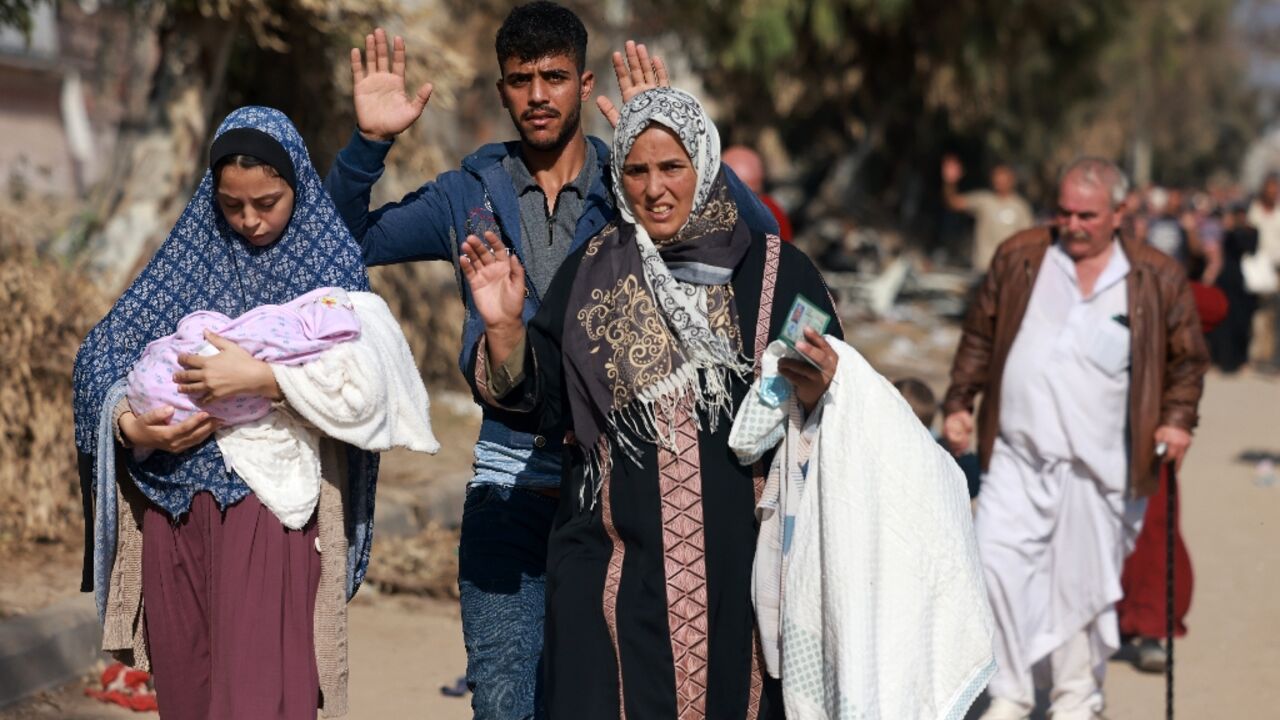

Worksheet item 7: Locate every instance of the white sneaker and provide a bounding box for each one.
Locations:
[978,697,1032,720]
[1135,636,1168,672]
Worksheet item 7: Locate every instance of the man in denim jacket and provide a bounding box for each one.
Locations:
[324,4,777,717]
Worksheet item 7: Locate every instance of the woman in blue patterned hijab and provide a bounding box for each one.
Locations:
[73,106,378,719]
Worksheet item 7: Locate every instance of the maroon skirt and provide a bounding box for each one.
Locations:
[142,491,321,720]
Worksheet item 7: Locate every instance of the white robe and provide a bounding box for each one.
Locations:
[977,241,1146,702]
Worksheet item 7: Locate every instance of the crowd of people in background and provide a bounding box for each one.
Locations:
[757,149,1280,384]
[1117,175,1280,377]
[70,0,1266,717]
[931,159,1280,376]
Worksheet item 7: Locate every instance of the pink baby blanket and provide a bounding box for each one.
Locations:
[126,287,361,425]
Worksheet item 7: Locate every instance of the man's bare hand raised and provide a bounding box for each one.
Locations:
[596,40,669,128]
[350,28,434,142]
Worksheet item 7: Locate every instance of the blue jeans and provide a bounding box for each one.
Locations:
[458,484,557,720]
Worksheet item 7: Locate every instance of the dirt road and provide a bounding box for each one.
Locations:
[5,369,1276,719]
[1099,369,1280,719]
[347,368,1280,719]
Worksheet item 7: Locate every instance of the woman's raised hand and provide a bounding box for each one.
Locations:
[460,231,526,330]
[596,40,670,129]
[461,232,527,366]
[350,28,434,142]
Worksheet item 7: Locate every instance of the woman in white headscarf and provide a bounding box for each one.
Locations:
[461,87,840,718]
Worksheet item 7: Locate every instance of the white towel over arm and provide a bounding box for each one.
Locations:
[272,291,440,454]
[731,338,995,720]
[216,291,439,529]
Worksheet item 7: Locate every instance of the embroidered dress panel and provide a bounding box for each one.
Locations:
[597,438,628,719]
[746,234,781,719]
[658,405,711,719]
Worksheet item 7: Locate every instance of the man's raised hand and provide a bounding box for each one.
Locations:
[350,28,434,142]
[596,40,670,129]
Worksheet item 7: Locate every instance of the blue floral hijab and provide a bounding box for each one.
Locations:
[73,106,378,601]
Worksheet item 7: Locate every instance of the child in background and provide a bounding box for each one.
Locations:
[893,377,982,501]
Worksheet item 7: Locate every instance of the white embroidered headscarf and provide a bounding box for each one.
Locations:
[611,87,722,230]
[606,87,749,449]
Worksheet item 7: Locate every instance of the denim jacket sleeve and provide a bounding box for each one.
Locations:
[324,129,455,266]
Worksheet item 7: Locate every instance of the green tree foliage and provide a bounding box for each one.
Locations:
[639,0,1258,240]
[0,0,41,39]
[1064,0,1257,186]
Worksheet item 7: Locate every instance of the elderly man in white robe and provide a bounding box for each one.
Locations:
[942,157,1209,720]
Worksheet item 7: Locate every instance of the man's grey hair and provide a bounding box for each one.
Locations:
[1059,157,1130,207]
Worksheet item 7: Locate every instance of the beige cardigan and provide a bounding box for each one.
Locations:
[102,434,355,717]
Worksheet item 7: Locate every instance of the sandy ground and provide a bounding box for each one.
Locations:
[0,543,84,621]
[3,364,1277,719]
[0,592,473,720]
[1102,367,1280,719]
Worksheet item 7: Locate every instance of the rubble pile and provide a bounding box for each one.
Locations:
[365,523,461,599]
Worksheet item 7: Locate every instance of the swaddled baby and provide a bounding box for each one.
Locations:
[126,286,361,425]
[125,287,362,528]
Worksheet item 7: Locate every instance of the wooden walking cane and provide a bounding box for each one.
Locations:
[1156,441,1175,720]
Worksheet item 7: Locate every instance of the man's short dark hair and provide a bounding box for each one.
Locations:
[495,1,588,75]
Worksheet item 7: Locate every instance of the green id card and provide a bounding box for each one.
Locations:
[779,294,831,365]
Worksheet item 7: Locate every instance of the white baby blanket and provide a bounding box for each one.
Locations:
[216,291,439,528]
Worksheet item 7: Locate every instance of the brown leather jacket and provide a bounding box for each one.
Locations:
[942,226,1209,498]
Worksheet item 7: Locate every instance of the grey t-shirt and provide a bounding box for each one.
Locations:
[962,190,1034,271]
[502,141,599,297]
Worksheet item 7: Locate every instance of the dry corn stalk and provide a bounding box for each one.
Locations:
[0,236,108,543]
